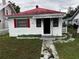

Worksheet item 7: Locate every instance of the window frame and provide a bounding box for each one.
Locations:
[6,10,8,15]
[14,18,30,28]
[36,19,41,27]
[63,22,67,27]
[53,18,59,27]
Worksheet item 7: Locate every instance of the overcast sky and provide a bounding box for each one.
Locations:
[0,0,79,12]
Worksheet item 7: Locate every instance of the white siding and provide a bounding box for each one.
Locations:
[4,6,12,28]
[8,18,43,36]
[74,14,79,19]
[52,18,62,36]
[8,18,63,37]
[0,10,4,29]
[73,13,79,33]
[0,5,14,29]
[73,13,79,25]
[5,6,12,15]
[77,27,79,33]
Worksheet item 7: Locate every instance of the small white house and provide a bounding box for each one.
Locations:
[7,5,65,37]
[0,0,16,29]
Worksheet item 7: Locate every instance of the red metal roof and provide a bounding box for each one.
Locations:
[8,6,64,16]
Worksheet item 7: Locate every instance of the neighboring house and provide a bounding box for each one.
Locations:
[0,0,16,29]
[7,5,65,37]
[72,14,79,33]
[68,7,79,33]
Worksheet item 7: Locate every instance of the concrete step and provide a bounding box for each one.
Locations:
[40,37,55,40]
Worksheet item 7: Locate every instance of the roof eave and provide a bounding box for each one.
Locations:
[7,13,65,19]
[8,1,16,13]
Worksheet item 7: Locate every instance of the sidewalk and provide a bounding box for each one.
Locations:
[40,40,59,59]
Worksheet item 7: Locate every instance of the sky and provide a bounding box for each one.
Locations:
[0,0,79,12]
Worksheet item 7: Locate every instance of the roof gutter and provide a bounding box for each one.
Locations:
[7,13,65,19]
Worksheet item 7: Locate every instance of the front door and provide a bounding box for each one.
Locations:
[43,18,50,34]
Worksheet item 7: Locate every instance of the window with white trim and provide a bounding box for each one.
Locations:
[36,19,41,27]
[53,18,59,27]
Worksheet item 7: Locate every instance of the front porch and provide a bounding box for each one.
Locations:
[36,18,63,36]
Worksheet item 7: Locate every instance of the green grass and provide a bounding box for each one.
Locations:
[55,26,79,59]
[54,25,79,59]
[0,34,42,59]
[1,27,79,59]
[55,38,79,59]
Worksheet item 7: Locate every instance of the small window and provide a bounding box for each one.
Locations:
[53,18,59,27]
[14,19,30,28]
[0,20,1,22]
[6,10,8,15]
[3,8,5,15]
[36,19,41,27]
[63,22,66,27]
[75,19,78,22]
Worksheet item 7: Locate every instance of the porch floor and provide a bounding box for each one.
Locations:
[40,36,55,40]
[40,36,63,40]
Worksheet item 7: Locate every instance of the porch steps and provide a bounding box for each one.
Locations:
[40,36,55,40]
[40,40,59,59]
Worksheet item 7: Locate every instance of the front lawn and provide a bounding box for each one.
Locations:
[0,34,42,59]
[54,25,79,59]
[1,32,79,59]
[55,38,79,59]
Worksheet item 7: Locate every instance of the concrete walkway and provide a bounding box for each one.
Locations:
[40,40,59,59]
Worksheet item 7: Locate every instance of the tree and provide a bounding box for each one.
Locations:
[63,7,75,19]
[12,3,20,13]
[63,5,79,19]
[15,6,20,13]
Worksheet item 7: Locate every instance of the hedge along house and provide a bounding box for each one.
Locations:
[6,5,65,37]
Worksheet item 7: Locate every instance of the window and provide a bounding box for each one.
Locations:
[3,8,5,15]
[14,19,30,28]
[63,22,66,27]
[6,10,8,15]
[0,20,1,22]
[36,19,41,27]
[74,19,78,22]
[53,18,59,27]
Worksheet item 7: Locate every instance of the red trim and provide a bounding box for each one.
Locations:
[27,19,30,28]
[14,19,16,28]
